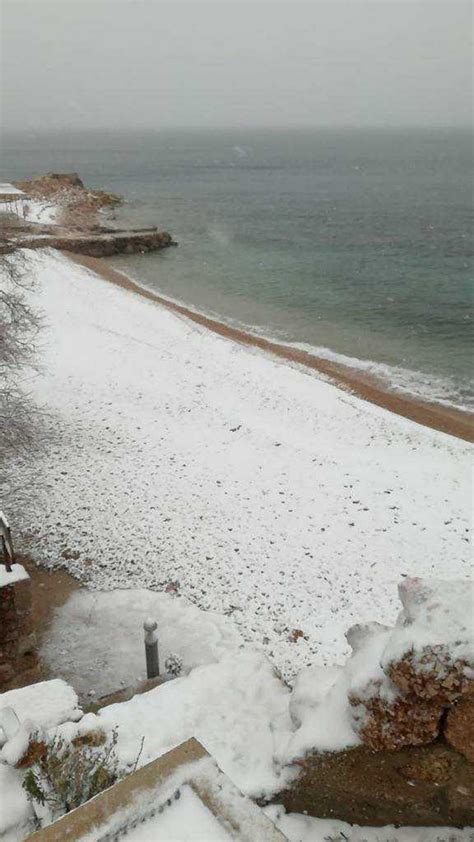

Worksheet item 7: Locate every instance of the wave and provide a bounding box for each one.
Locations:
[105,264,473,415]
[286,341,474,414]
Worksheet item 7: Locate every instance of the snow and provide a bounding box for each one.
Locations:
[4,196,58,224]
[0,563,29,588]
[381,577,474,668]
[117,785,231,841]
[0,765,34,841]
[0,720,36,766]
[0,707,21,745]
[74,753,284,842]
[278,578,474,760]
[40,588,243,699]
[4,248,471,683]
[0,183,26,197]
[59,650,295,799]
[279,663,358,758]
[265,805,473,842]
[24,200,58,225]
[0,679,81,730]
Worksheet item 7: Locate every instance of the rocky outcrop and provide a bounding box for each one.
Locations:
[13,173,121,211]
[4,173,177,255]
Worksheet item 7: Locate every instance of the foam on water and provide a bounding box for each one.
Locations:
[288,342,474,412]
[87,259,473,414]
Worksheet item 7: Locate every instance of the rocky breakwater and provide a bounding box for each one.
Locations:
[278,578,474,827]
[18,228,176,258]
[13,172,121,228]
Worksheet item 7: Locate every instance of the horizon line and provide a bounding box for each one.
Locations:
[2,123,473,134]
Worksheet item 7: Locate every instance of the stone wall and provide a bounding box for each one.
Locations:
[12,230,176,258]
[0,565,37,690]
[278,741,474,827]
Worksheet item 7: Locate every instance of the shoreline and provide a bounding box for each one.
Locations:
[68,251,474,443]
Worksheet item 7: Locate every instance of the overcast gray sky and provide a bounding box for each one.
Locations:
[1,0,472,130]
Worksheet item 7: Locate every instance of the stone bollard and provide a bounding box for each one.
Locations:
[144,619,159,679]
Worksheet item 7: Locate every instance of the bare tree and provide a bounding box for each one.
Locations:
[0,251,42,463]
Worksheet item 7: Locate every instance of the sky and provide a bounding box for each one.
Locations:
[1,0,472,130]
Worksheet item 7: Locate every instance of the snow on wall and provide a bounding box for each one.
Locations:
[0,564,29,589]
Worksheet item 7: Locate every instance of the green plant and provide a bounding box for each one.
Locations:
[22,728,120,814]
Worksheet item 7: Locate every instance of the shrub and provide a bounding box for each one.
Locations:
[22,727,120,815]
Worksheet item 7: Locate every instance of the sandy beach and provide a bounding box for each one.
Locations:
[6,247,471,682]
[72,253,474,443]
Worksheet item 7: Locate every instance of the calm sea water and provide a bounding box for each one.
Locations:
[3,128,473,410]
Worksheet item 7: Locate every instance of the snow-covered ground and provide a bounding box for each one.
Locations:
[24,200,58,225]
[4,248,472,680]
[41,588,244,699]
[0,667,471,842]
[11,200,59,225]
[264,808,472,842]
[1,665,470,842]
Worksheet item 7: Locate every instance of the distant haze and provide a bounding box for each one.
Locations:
[1,0,472,130]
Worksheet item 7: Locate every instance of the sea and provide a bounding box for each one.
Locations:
[3,128,473,411]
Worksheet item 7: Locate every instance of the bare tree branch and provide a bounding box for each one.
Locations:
[0,252,43,466]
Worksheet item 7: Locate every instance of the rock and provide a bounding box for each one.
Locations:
[444,696,474,762]
[386,647,473,706]
[348,679,442,751]
[341,620,442,751]
[13,173,122,216]
[277,742,474,827]
[289,629,305,643]
[45,172,84,188]
[61,548,81,560]
[381,578,474,706]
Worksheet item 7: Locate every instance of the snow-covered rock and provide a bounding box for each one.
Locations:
[0,679,81,730]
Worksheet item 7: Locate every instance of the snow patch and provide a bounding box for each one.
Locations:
[0,564,29,588]
[0,679,80,730]
[24,200,58,225]
[265,805,473,842]
[41,588,244,699]
[381,577,474,668]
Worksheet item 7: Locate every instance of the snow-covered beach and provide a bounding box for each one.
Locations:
[4,248,472,680]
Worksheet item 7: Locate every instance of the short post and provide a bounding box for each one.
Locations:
[144,618,159,679]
